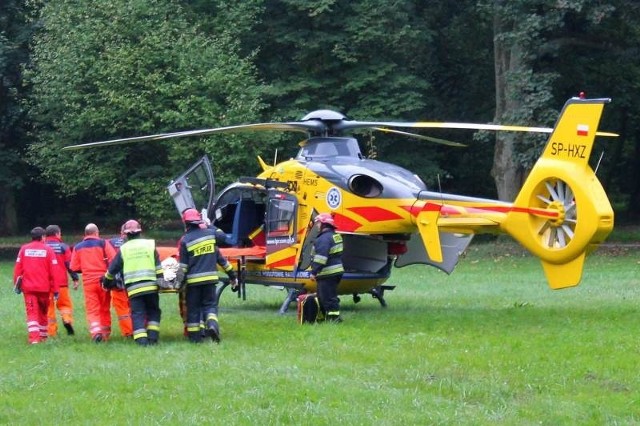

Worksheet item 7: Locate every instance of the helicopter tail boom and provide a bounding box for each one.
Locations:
[501,97,614,289]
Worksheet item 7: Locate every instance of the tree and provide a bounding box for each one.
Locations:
[481,0,625,202]
[0,1,37,235]
[26,0,267,225]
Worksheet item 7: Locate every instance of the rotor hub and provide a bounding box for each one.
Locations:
[547,200,566,227]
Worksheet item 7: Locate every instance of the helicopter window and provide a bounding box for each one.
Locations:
[297,137,361,159]
[266,198,295,237]
[189,171,211,209]
[213,187,268,243]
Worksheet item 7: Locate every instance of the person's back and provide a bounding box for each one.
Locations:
[119,237,160,293]
[13,227,59,344]
[179,208,237,343]
[44,224,78,336]
[44,236,76,287]
[71,237,111,283]
[69,223,115,342]
[16,239,57,293]
[104,219,162,346]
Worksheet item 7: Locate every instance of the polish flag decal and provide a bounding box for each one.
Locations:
[576,124,589,137]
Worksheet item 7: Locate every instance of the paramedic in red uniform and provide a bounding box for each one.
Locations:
[44,224,79,336]
[309,213,344,322]
[103,219,163,346]
[179,208,237,343]
[13,227,59,344]
[106,224,134,338]
[70,223,115,342]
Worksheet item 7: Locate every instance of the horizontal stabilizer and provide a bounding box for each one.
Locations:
[540,253,586,289]
[396,232,473,274]
[416,207,443,263]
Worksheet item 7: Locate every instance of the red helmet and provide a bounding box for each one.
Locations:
[314,213,335,226]
[182,208,202,224]
[122,219,142,234]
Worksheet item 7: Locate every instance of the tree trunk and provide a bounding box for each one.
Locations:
[0,185,18,236]
[627,132,640,220]
[491,9,524,202]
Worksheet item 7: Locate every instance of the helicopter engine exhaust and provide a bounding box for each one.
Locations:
[348,174,383,198]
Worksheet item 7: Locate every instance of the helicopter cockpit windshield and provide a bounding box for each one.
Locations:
[297,137,362,160]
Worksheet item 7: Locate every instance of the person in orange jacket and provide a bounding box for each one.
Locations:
[69,223,121,342]
[44,225,80,336]
[13,227,59,344]
[106,224,133,338]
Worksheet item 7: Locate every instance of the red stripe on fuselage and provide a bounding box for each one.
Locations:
[348,206,403,222]
[333,213,362,232]
[267,255,296,268]
[439,204,559,218]
[404,202,559,219]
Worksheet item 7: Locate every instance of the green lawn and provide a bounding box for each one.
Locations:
[1,243,639,425]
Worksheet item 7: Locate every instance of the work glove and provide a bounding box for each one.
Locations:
[228,271,239,289]
[101,276,114,291]
[230,278,239,290]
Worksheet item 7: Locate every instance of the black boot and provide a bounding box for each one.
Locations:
[63,322,75,335]
[135,337,149,346]
[147,330,159,345]
[326,314,343,323]
[205,319,221,343]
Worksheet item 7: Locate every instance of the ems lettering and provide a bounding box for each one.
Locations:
[550,142,586,158]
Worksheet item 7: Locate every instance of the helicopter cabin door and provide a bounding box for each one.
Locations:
[264,190,298,267]
[296,213,320,271]
[167,155,215,219]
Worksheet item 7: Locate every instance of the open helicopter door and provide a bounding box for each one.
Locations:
[296,214,320,272]
[264,189,299,267]
[167,155,215,219]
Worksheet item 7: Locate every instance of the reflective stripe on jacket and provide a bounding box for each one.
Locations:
[310,229,344,277]
[179,227,233,286]
[14,241,59,294]
[108,238,162,298]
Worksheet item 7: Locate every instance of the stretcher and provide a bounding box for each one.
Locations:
[156,245,267,299]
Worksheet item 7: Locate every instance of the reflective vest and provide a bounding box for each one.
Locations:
[120,239,160,297]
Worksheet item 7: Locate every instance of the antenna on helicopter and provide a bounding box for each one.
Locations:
[594,150,605,175]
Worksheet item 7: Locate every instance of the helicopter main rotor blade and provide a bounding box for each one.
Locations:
[337,120,618,137]
[63,121,326,150]
[372,127,467,147]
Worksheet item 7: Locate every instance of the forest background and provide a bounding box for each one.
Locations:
[1,0,639,236]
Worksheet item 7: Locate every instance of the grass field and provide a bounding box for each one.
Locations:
[1,242,639,425]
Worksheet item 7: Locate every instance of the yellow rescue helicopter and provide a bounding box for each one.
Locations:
[65,96,615,313]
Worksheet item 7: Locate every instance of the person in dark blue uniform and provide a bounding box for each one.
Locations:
[179,208,237,343]
[309,213,344,322]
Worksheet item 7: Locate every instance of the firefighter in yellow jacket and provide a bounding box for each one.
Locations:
[103,220,163,346]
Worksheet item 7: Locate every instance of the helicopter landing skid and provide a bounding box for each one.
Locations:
[279,288,301,315]
[368,285,395,308]
[278,284,396,314]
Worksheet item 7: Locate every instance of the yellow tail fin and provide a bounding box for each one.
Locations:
[502,97,614,288]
